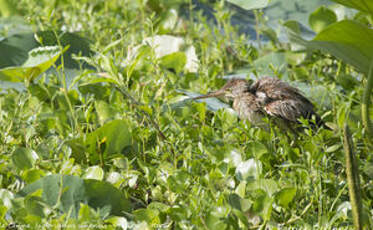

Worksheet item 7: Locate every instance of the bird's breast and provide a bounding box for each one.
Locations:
[233,96,265,126]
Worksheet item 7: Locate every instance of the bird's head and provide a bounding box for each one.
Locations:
[193,78,251,100]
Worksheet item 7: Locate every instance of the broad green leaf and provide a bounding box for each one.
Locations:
[251,189,272,220]
[0,31,93,70]
[12,147,38,170]
[95,100,115,125]
[17,174,132,218]
[250,179,279,197]
[0,46,62,82]
[84,179,132,216]
[227,0,270,10]
[24,195,46,218]
[247,142,268,159]
[309,6,337,33]
[133,208,160,225]
[252,52,289,79]
[310,20,373,75]
[331,0,373,15]
[206,210,227,230]
[274,187,297,208]
[22,169,45,184]
[285,20,373,75]
[83,166,104,180]
[159,51,186,73]
[69,119,132,163]
[228,193,242,211]
[35,31,94,69]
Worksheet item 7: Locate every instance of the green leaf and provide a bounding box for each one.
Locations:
[0,31,93,70]
[82,166,104,180]
[252,52,289,79]
[0,46,62,82]
[35,31,94,69]
[286,20,373,75]
[0,189,14,209]
[95,100,115,125]
[17,174,132,218]
[24,195,46,218]
[310,20,373,75]
[251,189,272,220]
[206,210,226,230]
[247,142,268,159]
[84,179,132,216]
[274,187,297,208]
[159,51,186,73]
[227,0,270,10]
[309,6,337,33]
[22,169,45,184]
[12,147,38,170]
[133,208,160,225]
[228,193,242,211]
[331,0,373,15]
[69,119,132,164]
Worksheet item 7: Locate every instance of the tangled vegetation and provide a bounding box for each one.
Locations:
[0,0,372,229]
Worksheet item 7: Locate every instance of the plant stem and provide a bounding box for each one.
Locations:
[343,124,363,230]
[362,65,373,139]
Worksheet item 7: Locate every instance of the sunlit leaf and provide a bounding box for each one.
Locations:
[159,51,186,73]
[83,166,104,180]
[235,159,262,181]
[0,46,62,82]
[274,187,297,208]
[331,0,373,15]
[309,6,337,33]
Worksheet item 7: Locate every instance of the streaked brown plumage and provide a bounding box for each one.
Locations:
[193,77,328,132]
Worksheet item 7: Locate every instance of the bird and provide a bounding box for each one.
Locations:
[192,77,329,134]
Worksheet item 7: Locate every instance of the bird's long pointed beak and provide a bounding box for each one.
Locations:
[192,89,225,100]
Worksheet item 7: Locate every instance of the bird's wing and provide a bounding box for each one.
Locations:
[264,99,316,123]
[252,77,314,106]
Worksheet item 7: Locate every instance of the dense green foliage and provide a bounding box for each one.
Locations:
[0,0,372,229]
